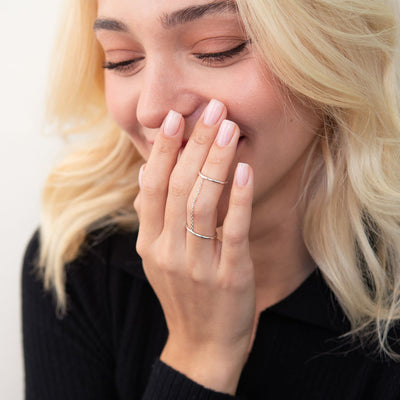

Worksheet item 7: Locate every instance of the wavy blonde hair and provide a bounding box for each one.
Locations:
[39,0,400,357]
[39,0,142,311]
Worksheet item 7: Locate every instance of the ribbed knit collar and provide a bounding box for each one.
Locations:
[265,269,350,334]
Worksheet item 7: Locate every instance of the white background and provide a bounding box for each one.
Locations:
[1,1,63,398]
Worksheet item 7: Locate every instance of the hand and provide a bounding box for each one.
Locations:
[134,100,256,395]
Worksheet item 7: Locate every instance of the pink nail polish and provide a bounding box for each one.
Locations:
[235,163,249,187]
[164,110,182,137]
[203,99,224,126]
[216,120,235,147]
[138,164,145,189]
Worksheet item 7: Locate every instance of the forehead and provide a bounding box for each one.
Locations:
[96,0,238,20]
[95,0,240,37]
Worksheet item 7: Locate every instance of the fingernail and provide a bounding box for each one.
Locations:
[235,163,249,187]
[164,110,182,137]
[203,99,224,126]
[138,164,145,189]
[216,120,235,147]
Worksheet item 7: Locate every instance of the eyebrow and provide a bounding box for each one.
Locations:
[93,0,238,33]
[93,18,129,33]
[161,0,238,28]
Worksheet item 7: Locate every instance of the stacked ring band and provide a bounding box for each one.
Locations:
[185,171,228,240]
[198,171,228,185]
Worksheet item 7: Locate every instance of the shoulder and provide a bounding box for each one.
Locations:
[22,226,148,317]
[22,228,40,274]
[22,226,145,278]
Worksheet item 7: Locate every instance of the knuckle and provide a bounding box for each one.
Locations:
[155,251,176,273]
[133,194,141,211]
[223,229,245,247]
[140,179,160,197]
[206,154,224,167]
[169,176,190,198]
[156,140,172,155]
[191,268,212,285]
[155,240,178,271]
[155,255,169,271]
[192,129,213,146]
[190,267,203,283]
[230,194,250,208]
[135,236,147,257]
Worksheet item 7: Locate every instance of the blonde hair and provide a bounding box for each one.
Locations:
[38,0,142,310]
[39,0,400,357]
[236,0,400,357]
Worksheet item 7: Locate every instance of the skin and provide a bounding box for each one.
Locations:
[95,0,321,394]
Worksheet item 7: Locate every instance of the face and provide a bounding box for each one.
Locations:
[95,0,321,229]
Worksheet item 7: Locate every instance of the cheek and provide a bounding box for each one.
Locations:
[236,71,282,127]
[212,62,284,137]
[105,78,140,134]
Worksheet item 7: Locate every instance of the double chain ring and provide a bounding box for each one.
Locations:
[185,171,228,240]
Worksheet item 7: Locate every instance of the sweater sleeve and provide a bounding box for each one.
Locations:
[143,360,238,400]
[22,230,240,400]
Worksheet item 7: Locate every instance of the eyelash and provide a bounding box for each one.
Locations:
[195,40,250,65]
[102,40,250,74]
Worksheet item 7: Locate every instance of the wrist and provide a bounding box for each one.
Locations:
[160,340,246,395]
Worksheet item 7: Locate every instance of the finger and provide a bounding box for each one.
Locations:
[139,110,184,241]
[186,120,240,250]
[133,164,145,220]
[133,191,142,220]
[220,163,254,272]
[163,99,227,237]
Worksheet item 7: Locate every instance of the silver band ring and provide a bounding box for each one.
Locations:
[198,171,228,185]
[186,225,217,240]
[185,171,226,240]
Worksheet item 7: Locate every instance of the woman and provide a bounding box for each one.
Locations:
[22,0,400,398]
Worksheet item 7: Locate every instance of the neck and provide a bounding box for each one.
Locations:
[248,201,315,313]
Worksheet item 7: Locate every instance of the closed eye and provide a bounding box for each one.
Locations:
[101,39,251,75]
[194,40,250,65]
[102,57,144,73]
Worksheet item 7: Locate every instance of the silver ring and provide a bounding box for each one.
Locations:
[185,171,225,240]
[186,225,217,240]
[198,171,228,185]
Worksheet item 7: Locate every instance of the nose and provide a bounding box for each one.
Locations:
[136,59,199,129]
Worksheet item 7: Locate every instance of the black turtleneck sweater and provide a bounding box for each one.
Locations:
[22,228,400,399]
